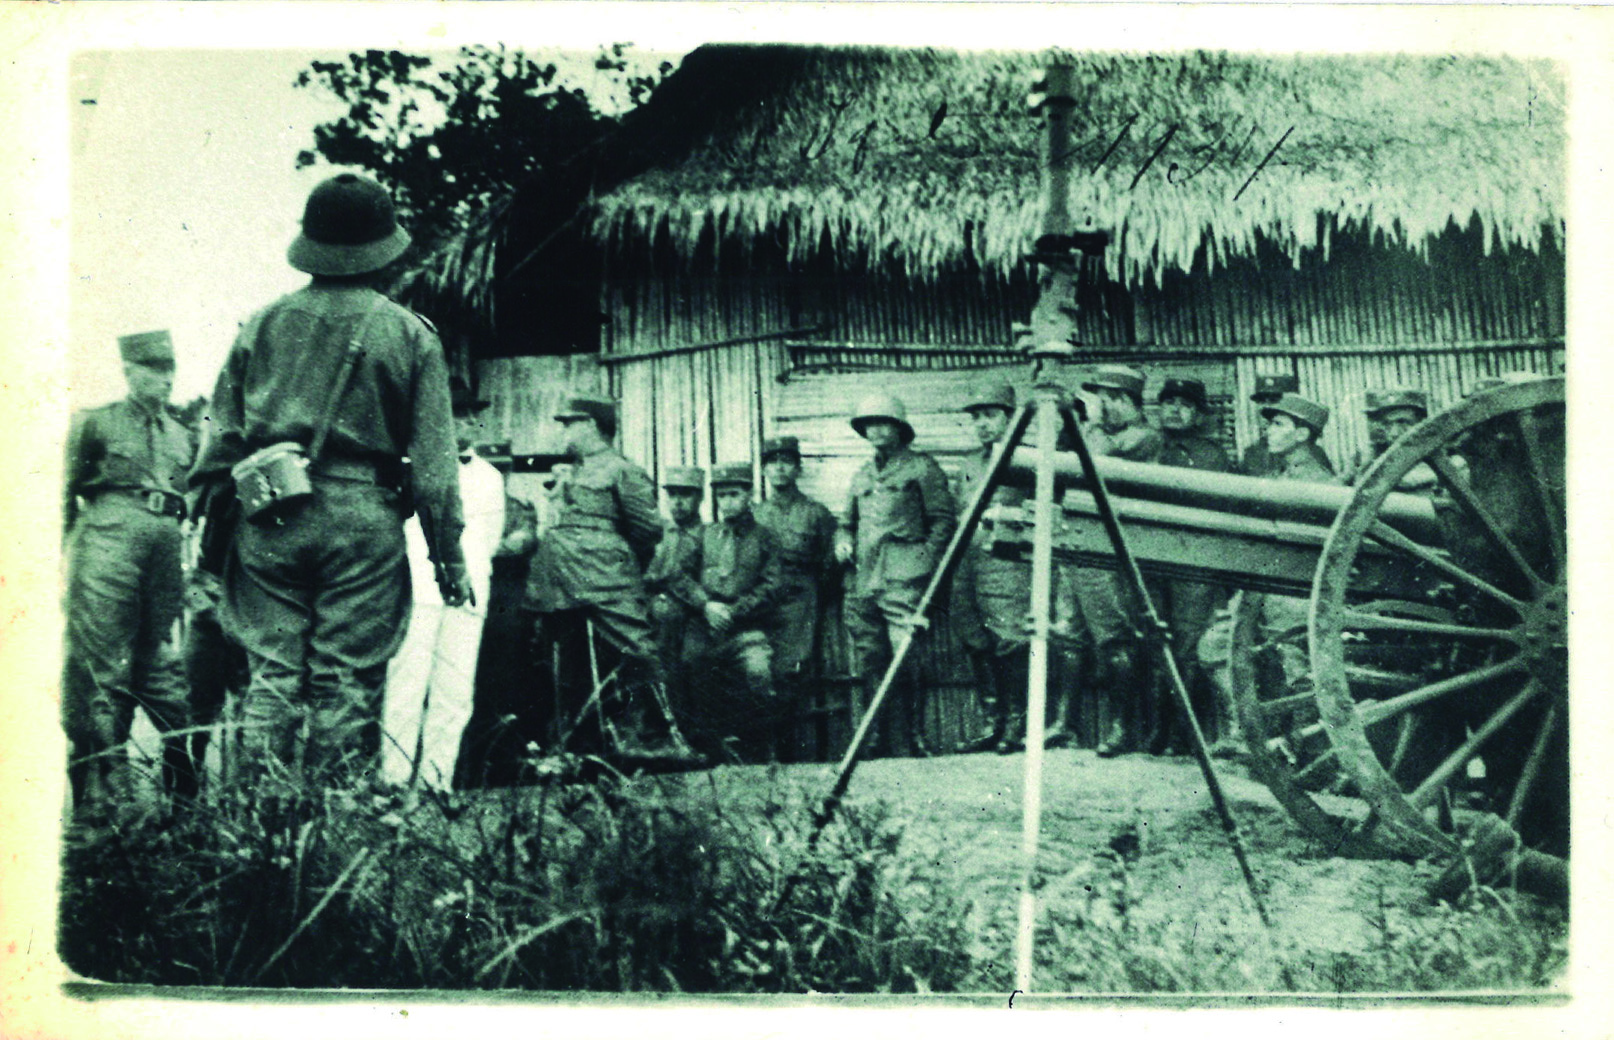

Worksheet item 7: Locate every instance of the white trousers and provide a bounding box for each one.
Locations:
[381,602,486,789]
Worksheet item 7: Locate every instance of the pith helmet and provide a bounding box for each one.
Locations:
[850,393,915,444]
[287,173,412,277]
[761,435,802,462]
[964,383,1016,414]
[1260,393,1330,434]
[709,462,754,489]
[1251,372,1300,403]
[1157,378,1208,409]
[553,393,616,427]
[118,330,175,369]
[662,466,706,491]
[1081,364,1146,400]
[1364,388,1429,418]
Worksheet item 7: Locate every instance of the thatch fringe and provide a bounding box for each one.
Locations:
[589,47,1564,285]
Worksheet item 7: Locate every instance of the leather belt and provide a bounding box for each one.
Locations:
[553,516,617,532]
[309,457,381,483]
[107,489,187,519]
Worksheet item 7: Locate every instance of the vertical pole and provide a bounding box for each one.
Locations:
[1013,390,1062,993]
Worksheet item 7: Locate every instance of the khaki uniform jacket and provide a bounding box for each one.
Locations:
[525,445,663,612]
[667,509,784,629]
[66,398,196,529]
[191,284,465,571]
[1158,430,1231,473]
[842,446,957,597]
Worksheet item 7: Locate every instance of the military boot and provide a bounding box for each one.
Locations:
[1094,645,1142,758]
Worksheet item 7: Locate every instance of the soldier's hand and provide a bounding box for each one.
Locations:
[438,563,475,608]
[834,535,854,565]
[705,601,734,633]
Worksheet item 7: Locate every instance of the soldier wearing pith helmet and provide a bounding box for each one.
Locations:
[524,393,699,764]
[835,393,957,757]
[754,435,837,761]
[64,329,197,820]
[190,172,469,794]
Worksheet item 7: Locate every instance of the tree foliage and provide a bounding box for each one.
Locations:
[294,44,672,257]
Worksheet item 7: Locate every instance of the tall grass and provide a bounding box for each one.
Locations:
[59,756,973,991]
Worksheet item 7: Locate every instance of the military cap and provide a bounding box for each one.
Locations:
[761,435,803,462]
[118,330,176,368]
[662,465,706,491]
[1157,378,1209,409]
[1364,388,1429,418]
[288,172,412,277]
[1260,392,1330,433]
[1081,364,1146,399]
[709,462,754,489]
[1250,372,1300,403]
[553,393,616,426]
[963,383,1016,414]
[850,393,915,444]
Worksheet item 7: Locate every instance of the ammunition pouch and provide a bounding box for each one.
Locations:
[232,442,313,521]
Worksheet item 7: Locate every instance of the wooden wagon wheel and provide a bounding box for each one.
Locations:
[1309,377,1567,859]
[1227,590,1457,857]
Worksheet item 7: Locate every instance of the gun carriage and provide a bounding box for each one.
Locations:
[986,376,1568,861]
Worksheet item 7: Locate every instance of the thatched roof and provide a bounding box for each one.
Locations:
[407,45,1565,322]
[593,46,1564,285]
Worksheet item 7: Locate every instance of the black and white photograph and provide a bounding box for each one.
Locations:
[1,2,1609,1036]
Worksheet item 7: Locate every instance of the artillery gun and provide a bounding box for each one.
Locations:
[983,376,1568,862]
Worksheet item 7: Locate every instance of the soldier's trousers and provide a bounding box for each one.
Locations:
[681,624,776,757]
[63,498,191,809]
[380,601,486,790]
[222,482,410,790]
[532,597,665,753]
[846,582,928,756]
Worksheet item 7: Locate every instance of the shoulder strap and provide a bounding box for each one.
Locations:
[308,293,386,463]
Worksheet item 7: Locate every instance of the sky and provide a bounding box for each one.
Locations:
[68,46,675,406]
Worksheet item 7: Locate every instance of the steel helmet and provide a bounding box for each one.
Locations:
[850,392,915,444]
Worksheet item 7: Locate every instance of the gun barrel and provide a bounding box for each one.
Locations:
[1004,449,1441,541]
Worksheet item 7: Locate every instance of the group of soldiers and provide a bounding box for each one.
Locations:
[62,170,1475,825]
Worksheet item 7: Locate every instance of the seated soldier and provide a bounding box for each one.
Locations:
[667,462,785,761]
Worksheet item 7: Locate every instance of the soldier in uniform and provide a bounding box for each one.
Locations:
[63,329,196,818]
[643,465,707,730]
[753,436,837,762]
[189,173,471,793]
[1345,388,1433,489]
[665,463,785,761]
[835,394,957,758]
[1149,378,1235,755]
[1237,373,1334,477]
[523,394,698,763]
[1072,365,1164,758]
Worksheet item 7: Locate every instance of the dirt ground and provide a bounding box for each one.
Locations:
[678,747,1569,993]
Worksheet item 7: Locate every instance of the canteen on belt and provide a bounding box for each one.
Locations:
[232,441,313,520]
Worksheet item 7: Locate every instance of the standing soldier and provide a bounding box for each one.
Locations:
[378,382,508,791]
[63,329,196,819]
[644,466,707,731]
[1074,364,1164,758]
[835,394,957,758]
[523,393,699,764]
[1345,388,1433,489]
[189,173,471,793]
[753,436,837,761]
[1149,378,1234,755]
[666,463,784,761]
[1238,373,1334,477]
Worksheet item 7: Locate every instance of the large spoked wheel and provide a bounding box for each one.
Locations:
[1311,377,1567,859]
[1230,590,1454,858]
